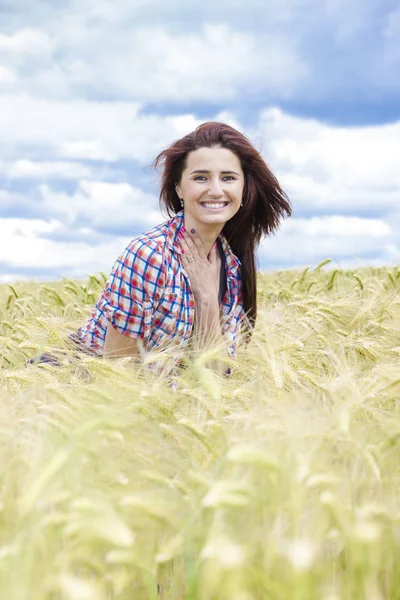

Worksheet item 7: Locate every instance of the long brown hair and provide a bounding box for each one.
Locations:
[152,121,291,339]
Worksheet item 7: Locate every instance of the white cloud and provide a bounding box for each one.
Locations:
[0,28,53,56]
[0,65,17,86]
[0,160,95,180]
[38,181,162,231]
[0,22,308,101]
[1,0,398,108]
[259,215,398,268]
[282,216,391,238]
[0,27,58,95]
[0,217,132,278]
[98,24,307,103]
[0,95,203,163]
[0,96,137,161]
[255,108,400,214]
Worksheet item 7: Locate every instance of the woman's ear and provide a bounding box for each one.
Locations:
[175,183,181,198]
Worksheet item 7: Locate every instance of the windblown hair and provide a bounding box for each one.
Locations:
[152,121,291,340]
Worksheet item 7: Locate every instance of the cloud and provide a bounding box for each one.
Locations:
[2,0,398,112]
[0,27,53,55]
[0,65,17,85]
[97,24,307,103]
[0,160,95,180]
[0,189,45,220]
[0,217,133,279]
[0,95,203,163]
[38,180,162,234]
[258,215,399,269]
[254,108,400,216]
[0,23,308,102]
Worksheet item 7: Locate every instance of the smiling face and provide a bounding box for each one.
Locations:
[175,146,245,234]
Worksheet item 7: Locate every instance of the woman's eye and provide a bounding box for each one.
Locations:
[194,176,235,181]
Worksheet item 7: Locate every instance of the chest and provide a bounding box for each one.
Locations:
[149,253,229,350]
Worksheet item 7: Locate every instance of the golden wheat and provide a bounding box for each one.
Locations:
[1,264,400,598]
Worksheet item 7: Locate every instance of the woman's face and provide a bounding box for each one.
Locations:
[175,146,244,231]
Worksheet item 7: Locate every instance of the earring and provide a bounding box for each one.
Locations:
[180,198,184,208]
[240,200,243,207]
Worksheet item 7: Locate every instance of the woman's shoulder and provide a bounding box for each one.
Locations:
[126,224,164,252]
[122,214,178,263]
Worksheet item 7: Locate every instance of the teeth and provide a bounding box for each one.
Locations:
[202,202,226,208]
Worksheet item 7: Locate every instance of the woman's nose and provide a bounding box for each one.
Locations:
[207,179,223,196]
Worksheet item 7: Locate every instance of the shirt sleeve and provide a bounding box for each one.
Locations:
[101,238,164,340]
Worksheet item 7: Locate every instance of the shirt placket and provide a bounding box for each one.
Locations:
[171,241,195,344]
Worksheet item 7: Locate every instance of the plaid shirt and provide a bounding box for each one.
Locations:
[76,210,245,359]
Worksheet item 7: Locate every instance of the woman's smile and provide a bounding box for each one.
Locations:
[200,201,230,211]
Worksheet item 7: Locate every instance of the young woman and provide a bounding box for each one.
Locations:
[32,122,291,373]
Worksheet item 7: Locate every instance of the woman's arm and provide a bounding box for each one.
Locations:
[193,294,222,346]
[192,293,228,374]
[178,229,229,373]
[101,239,164,361]
[103,323,140,359]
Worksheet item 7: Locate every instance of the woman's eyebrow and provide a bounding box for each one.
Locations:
[190,169,240,175]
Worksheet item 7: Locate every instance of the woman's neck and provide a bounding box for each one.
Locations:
[182,216,223,257]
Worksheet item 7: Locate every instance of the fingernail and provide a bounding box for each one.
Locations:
[181,226,186,232]
[181,247,184,254]
[190,228,195,234]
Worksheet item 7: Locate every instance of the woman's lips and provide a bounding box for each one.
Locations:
[200,201,229,211]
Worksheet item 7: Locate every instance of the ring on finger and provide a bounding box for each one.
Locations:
[186,256,194,262]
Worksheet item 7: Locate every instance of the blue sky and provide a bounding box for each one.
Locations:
[0,0,399,282]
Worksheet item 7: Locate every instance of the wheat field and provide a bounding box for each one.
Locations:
[1,260,400,599]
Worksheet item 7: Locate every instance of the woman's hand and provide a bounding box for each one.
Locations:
[178,228,219,300]
[178,227,228,374]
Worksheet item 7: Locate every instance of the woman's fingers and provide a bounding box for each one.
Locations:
[178,232,192,259]
[181,229,206,260]
[178,229,219,297]
[179,236,196,265]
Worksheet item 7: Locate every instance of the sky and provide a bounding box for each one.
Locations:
[1,0,400,282]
